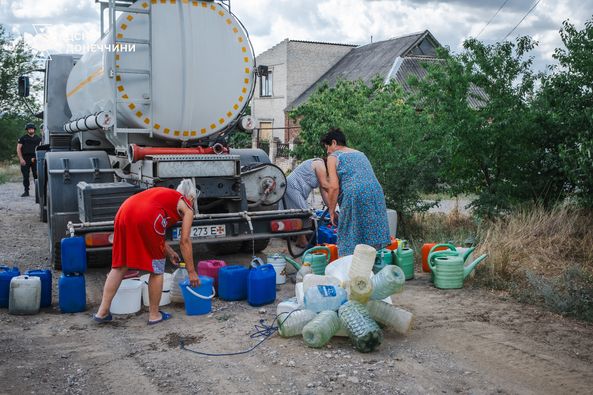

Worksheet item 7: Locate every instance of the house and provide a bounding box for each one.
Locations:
[251,39,356,145]
[252,30,444,148]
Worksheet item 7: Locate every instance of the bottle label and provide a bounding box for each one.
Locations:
[317,285,336,297]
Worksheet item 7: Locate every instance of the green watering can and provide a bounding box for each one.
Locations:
[428,243,488,289]
[395,242,415,280]
[287,246,331,275]
[373,248,394,274]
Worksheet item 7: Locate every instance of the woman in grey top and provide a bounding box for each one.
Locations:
[282,158,330,246]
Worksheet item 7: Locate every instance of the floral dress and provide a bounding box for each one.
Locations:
[331,150,390,256]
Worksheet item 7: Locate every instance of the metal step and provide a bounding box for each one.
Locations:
[114,6,150,14]
[117,68,151,75]
[115,38,150,45]
[114,128,152,134]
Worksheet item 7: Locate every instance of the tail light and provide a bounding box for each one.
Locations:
[85,232,114,247]
[270,219,303,232]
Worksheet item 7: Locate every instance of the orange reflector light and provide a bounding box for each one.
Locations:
[85,232,114,247]
[270,219,303,233]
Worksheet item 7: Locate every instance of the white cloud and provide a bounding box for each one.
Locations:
[1,0,592,71]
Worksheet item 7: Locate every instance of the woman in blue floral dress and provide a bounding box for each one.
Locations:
[322,128,390,256]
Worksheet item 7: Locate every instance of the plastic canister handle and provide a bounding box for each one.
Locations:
[185,286,216,300]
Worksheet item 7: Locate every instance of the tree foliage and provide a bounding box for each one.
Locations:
[0,25,40,161]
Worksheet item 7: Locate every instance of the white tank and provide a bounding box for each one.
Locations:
[66,0,255,142]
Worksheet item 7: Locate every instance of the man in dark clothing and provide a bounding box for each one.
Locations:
[16,123,42,197]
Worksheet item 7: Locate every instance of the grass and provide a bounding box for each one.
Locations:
[0,162,22,184]
[401,205,593,322]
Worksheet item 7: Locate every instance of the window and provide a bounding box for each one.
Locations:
[259,70,273,97]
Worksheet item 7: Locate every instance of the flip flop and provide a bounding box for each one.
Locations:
[92,313,113,324]
[148,310,172,326]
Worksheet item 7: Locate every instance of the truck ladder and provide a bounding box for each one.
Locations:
[108,0,154,140]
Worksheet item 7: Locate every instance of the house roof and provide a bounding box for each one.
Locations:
[287,30,441,110]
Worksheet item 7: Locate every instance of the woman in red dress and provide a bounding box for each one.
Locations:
[94,179,200,325]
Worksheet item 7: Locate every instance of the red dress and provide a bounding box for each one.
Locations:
[112,187,193,273]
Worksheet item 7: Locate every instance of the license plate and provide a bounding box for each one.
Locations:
[172,225,226,240]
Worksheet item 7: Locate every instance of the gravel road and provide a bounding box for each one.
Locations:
[1,181,592,395]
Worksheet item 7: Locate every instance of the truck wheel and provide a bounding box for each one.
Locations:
[51,241,61,270]
[241,239,270,253]
[207,242,242,255]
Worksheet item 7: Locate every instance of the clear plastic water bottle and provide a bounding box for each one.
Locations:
[302,310,341,348]
[338,300,383,353]
[277,309,316,338]
[295,263,312,283]
[303,274,341,293]
[371,265,405,300]
[348,276,372,303]
[367,300,414,336]
[348,244,376,280]
[304,285,347,313]
[170,262,188,304]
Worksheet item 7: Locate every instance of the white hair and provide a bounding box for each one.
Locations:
[176,179,197,200]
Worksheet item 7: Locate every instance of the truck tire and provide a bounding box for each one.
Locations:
[241,239,270,254]
[207,241,242,255]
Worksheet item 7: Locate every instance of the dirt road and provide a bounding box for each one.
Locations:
[1,181,592,395]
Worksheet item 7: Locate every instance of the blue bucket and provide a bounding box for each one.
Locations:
[180,275,215,316]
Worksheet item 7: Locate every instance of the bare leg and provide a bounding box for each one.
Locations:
[96,266,128,317]
[147,273,164,321]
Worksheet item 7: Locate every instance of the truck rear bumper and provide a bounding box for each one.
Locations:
[67,209,314,250]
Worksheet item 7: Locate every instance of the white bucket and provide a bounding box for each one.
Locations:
[140,273,172,307]
[268,254,287,285]
[111,279,142,314]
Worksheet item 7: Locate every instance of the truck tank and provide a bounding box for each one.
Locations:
[65,0,255,144]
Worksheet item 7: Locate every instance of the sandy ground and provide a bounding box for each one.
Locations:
[1,181,593,395]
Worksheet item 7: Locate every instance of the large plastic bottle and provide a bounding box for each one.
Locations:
[367,300,414,335]
[302,310,341,348]
[371,265,405,300]
[304,285,347,313]
[276,296,301,317]
[348,276,372,303]
[295,262,312,283]
[348,244,376,280]
[338,300,383,353]
[170,262,189,304]
[277,309,317,338]
[303,274,341,293]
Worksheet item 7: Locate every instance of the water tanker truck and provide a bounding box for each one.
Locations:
[21,0,313,268]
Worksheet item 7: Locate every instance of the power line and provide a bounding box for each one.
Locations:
[502,0,542,41]
[476,0,511,39]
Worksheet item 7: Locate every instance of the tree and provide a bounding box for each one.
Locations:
[544,18,593,207]
[411,37,565,216]
[0,24,41,161]
[290,77,441,215]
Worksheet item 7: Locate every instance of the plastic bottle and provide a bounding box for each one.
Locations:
[302,310,341,348]
[303,274,341,294]
[295,282,305,305]
[295,263,312,283]
[367,300,414,335]
[304,285,347,313]
[371,265,405,300]
[277,309,317,338]
[338,300,383,353]
[348,276,372,303]
[276,296,302,317]
[170,262,189,304]
[348,244,376,280]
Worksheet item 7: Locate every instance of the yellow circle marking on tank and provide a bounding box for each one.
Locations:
[115,1,252,140]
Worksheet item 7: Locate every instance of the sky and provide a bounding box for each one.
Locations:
[1,0,592,72]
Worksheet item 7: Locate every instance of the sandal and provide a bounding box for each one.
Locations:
[148,310,172,325]
[92,313,113,324]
